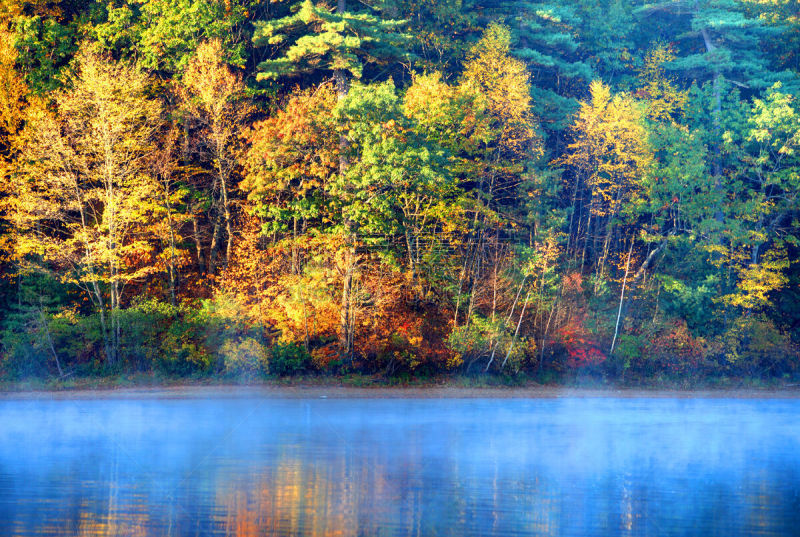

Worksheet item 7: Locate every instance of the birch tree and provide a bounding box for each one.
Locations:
[13,47,162,365]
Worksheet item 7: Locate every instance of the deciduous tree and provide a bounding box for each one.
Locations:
[12,47,162,364]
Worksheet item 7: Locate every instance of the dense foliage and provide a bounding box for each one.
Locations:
[1,0,798,384]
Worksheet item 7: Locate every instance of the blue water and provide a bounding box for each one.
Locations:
[1,394,799,536]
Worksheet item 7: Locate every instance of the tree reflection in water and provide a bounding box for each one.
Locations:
[1,397,799,536]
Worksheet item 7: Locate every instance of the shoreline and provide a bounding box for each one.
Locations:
[2,384,800,400]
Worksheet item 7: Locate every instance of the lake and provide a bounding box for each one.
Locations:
[1,391,799,536]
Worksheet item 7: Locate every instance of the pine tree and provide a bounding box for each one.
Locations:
[637,0,788,90]
[495,1,593,130]
[252,0,410,97]
[741,0,800,87]
[252,0,410,356]
[637,0,789,231]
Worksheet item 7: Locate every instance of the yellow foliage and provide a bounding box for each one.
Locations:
[183,39,245,124]
[243,83,338,204]
[722,248,789,310]
[636,44,687,122]
[461,23,542,160]
[0,29,26,138]
[0,28,27,272]
[557,80,652,220]
[218,221,344,346]
[12,46,163,300]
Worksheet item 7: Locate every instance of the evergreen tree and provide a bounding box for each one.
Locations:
[252,0,410,97]
[637,0,790,90]
[252,0,410,356]
[494,2,592,131]
[390,0,480,75]
[637,0,790,232]
[741,0,800,86]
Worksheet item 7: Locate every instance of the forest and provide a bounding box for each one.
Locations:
[0,0,798,384]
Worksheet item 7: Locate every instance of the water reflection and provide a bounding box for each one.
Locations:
[1,397,799,536]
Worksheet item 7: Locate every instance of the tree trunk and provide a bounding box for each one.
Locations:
[610,240,634,356]
[162,180,178,306]
[404,227,417,290]
[292,216,299,275]
[221,172,233,268]
[334,33,356,355]
[699,24,725,226]
[501,291,531,370]
[484,275,526,372]
[37,303,63,377]
[208,219,222,274]
[191,210,205,269]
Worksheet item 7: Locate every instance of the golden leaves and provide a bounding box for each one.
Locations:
[558,80,652,219]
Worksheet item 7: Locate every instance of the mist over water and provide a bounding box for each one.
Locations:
[1,395,799,536]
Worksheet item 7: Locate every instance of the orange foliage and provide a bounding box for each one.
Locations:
[357,279,453,374]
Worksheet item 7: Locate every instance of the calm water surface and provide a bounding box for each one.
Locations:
[1,395,799,536]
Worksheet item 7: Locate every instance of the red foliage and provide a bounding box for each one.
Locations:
[648,320,702,375]
[555,323,607,368]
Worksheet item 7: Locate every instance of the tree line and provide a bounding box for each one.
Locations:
[0,0,798,382]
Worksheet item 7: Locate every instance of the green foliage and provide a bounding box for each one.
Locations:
[390,0,478,74]
[114,298,176,370]
[152,303,215,375]
[333,79,454,250]
[447,316,496,370]
[491,2,591,130]
[252,0,410,86]
[658,273,721,334]
[135,0,251,73]
[708,315,798,376]
[12,14,76,92]
[447,315,526,373]
[194,293,262,361]
[747,0,800,82]
[86,2,140,58]
[637,0,788,89]
[611,333,644,373]
[1,0,800,386]
[0,306,50,379]
[266,341,312,376]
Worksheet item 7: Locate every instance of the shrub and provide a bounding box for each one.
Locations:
[0,305,83,379]
[267,342,312,376]
[310,343,341,372]
[646,320,704,377]
[221,338,268,378]
[157,335,211,376]
[709,316,798,377]
[554,322,607,370]
[609,333,646,377]
[118,299,178,371]
[0,329,49,379]
[608,319,705,380]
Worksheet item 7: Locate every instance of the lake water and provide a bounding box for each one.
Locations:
[1,393,799,536]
